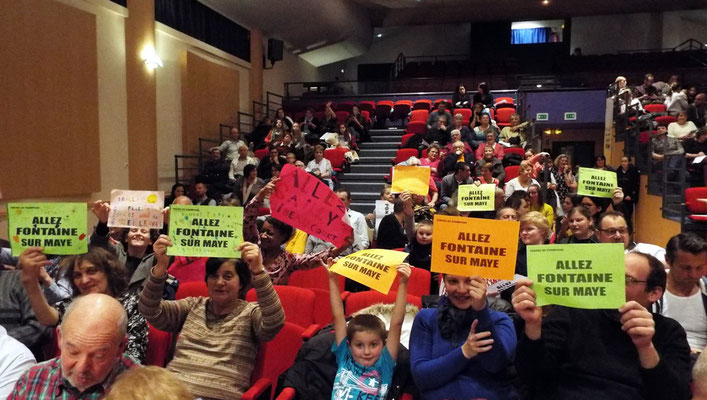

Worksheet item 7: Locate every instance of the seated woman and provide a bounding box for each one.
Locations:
[273,132,295,157]
[347,104,370,143]
[306,145,335,189]
[504,160,539,200]
[451,113,474,144]
[140,238,285,400]
[527,183,554,228]
[264,118,286,144]
[593,155,614,172]
[579,190,625,226]
[166,183,186,207]
[668,111,698,141]
[452,83,471,109]
[233,164,265,205]
[377,192,416,250]
[472,113,499,150]
[20,246,148,362]
[421,144,442,186]
[473,82,495,108]
[516,211,551,276]
[555,193,581,242]
[559,206,598,244]
[474,131,504,161]
[409,274,517,399]
[243,181,353,285]
[504,190,530,217]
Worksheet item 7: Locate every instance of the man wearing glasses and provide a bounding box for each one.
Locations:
[596,211,666,263]
[512,250,692,399]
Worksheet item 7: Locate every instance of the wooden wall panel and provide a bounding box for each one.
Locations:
[182,51,240,156]
[0,0,100,200]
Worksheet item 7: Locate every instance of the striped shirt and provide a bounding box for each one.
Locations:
[6,355,137,400]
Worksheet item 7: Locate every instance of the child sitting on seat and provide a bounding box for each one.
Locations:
[327,259,411,400]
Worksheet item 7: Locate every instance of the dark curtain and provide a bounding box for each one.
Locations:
[511,28,551,45]
[155,0,250,62]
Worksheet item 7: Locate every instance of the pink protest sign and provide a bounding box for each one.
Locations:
[270,164,352,248]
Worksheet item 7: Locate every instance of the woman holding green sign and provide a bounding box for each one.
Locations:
[19,246,148,362]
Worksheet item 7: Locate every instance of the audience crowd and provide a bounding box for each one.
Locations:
[1,79,706,400]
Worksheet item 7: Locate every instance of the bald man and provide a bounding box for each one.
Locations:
[8,294,138,399]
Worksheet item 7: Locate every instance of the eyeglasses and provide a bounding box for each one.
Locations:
[625,275,647,285]
[599,228,629,236]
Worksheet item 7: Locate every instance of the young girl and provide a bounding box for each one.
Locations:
[405,220,436,295]
[328,261,411,400]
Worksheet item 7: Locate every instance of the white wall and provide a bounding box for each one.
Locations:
[571,10,707,55]
[262,45,332,98]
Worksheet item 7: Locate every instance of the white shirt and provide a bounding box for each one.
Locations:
[628,243,666,263]
[306,158,333,178]
[667,121,698,140]
[347,209,370,252]
[662,288,707,351]
[0,326,36,398]
[229,156,259,180]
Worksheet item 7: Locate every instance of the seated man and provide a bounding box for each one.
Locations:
[650,124,684,174]
[425,115,450,146]
[440,140,474,176]
[499,113,531,144]
[198,148,230,198]
[596,211,666,262]
[512,252,692,400]
[426,102,453,131]
[439,162,475,209]
[441,130,473,158]
[8,294,137,399]
[694,350,707,400]
[0,326,35,399]
[683,127,707,187]
[218,127,246,162]
[661,233,707,356]
[0,268,50,358]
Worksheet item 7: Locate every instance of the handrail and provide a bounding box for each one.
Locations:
[252,101,268,122]
[237,111,254,135]
[392,53,406,80]
[198,138,220,162]
[173,154,201,185]
[404,54,468,62]
[266,91,284,117]
[219,124,233,143]
[617,38,706,54]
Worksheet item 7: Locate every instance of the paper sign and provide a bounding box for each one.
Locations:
[374,200,394,233]
[693,155,705,164]
[577,167,617,198]
[431,215,519,280]
[391,166,430,196]
[7,203,88,256]
[527,243,625,309]
[330,249,409,294]
[108,190,164,229]
[270,164,352,248]
[167,205,243,258]
[457,184,496,211]
[486,274,525,296]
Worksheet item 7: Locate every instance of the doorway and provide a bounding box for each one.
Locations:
[552,141,595,167]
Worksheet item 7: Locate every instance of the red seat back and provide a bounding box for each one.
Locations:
[175,281,209,300]
[254,148,269,160]
[452,108,472,125]
[389,266,432,297]
[406,121,426,135]
[250,322,305,399]
[504,165,520,181]
[359,101,375,113]
[421,148,428,158]
[638,131,651,144]
[496,108,516,125]
[289,266,345,292]
[309,288,335,325]
[394,148,419,164]
[655,116,677,126]
[685,187,707,214]
[494,97,515,108]
[400,133,414,147]
[409,109,429,123]
[335,111,349,125]
[324,148,347,170]
[375,101,394,117]
[345,290,422,316]
[361,110,372,124]
[413,99,432,111]
[644,104,666,114]
[433,99,451,108]
[336,102,355,113]
[145,323,171,367]
[504,147,525,157]
[246,286,316,328]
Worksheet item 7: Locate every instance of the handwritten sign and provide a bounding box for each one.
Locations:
[330,249,409,294]
[271,164,352,248]
[7,203,88,256]
[167,205,243,258]
[457,184,495,211]
[374,200,394,233]
[577,167,617,198]
[391,166,430,196]
[108,190,164,229]
[527,243,625,309]
[431,215,519,280]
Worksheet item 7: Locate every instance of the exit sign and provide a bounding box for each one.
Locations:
[564,112,577,121]
[536,113,549,121]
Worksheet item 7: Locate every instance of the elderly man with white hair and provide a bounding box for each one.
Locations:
[8,294,137,399]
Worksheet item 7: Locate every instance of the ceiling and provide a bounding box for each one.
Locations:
[200,0,707,65]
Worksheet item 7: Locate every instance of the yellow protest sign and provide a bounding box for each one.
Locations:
[577,167,617,198]
[391,166,430,196]
[527,243,625,309]
[457,184,496,211]
[431,215,519,280]
[330,249,409,294]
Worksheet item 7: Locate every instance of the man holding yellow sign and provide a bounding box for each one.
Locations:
[512,252,691,399]
[391,165,431,196]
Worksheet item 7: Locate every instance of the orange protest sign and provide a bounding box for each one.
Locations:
[330,249,409,294]
[391,166,430,196]
[431,215,519,280]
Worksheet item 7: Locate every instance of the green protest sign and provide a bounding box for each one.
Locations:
[167,205,243,258]
[577,167,617,198]
[7,203,88,256]
[457,184,496,211]
[527,243,625,309]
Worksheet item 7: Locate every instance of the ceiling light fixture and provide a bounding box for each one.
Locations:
[536,84,543,88]
[377,33,383,38]
[542,0,549,4]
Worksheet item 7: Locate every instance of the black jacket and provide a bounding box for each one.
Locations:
[616,165,640,203]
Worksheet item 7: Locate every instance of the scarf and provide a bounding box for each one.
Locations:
[437,295,478,345]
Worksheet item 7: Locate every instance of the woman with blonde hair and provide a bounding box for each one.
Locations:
[515,211,551,276]
[551,154,577,203]
[503,160,538,200]
[104,366,192,400]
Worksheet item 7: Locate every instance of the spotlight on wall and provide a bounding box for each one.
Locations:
[141,46,163,69]
[536,84,543,88]
[542,0,549,4]
[377,33,383,38]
